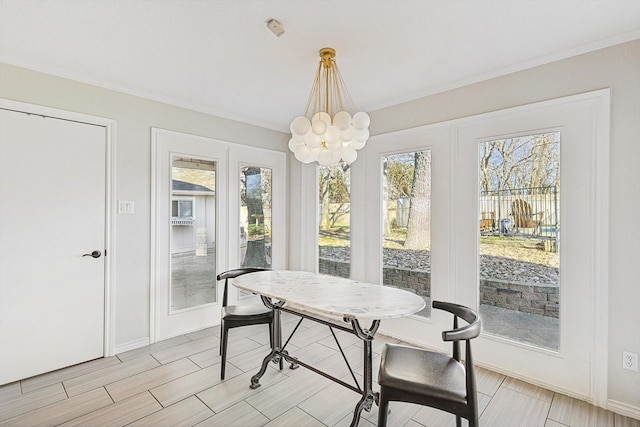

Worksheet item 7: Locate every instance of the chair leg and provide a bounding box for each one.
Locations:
[219,320,224,355]
[220,325,229,380]
[468,413,478,427]
[377,389,389,427]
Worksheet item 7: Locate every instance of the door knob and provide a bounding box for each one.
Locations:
[82,250,102,258]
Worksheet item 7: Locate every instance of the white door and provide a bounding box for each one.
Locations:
[360,90,608,402]
[453,93,608,400]
[152,129,227,341]
[0,108,106,385]
[227,146,287,306]
[152,130,288,341]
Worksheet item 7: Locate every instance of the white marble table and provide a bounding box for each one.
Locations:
[233,270,426,426]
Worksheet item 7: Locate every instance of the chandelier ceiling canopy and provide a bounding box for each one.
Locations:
[288,48,370,167]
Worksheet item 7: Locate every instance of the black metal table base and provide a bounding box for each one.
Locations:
[249,296,381,427]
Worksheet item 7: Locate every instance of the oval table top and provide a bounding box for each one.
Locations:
[233,270,426,321]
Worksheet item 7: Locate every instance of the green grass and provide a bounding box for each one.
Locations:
[318,227,427,250]
[480,235,544,250]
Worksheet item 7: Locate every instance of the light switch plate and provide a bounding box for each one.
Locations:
[118,200,135,214]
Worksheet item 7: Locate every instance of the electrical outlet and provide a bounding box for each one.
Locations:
[623,351,638,372]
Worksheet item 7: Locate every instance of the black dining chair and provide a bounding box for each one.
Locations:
[377,301,482,427]
[217,268,273,380]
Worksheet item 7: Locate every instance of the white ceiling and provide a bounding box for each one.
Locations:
[1,0,640,132]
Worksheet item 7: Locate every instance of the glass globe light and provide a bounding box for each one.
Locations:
[309,147,321,162]
[293,132,305,143]
[326,138,342,152]
[311,119,327,136]
[341,146,357,164]
[288,137,302,152]
[291,116,311,136]
[350,139,366,150]
[333,111,352,131]
[304,130,323,148]
[354,128,370,143]
[331,150,342,164]
[340,127,354,142]
[313,111,332,125]
[317,149,335,166]
[352,111,371,130]
[294,145,312,163]
[324,125,339,144]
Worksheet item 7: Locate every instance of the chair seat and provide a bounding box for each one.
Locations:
[223,303,272,321]
[379,344,467,404]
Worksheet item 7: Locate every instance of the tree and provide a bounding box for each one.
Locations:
[382,155,414,235]
[318,162,350,230]
[241,167,268,268]
[404,151,431,250]
[385,158,414,200]
[479,133,559,191]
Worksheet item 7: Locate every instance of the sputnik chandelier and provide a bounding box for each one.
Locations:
[288,48,370,166]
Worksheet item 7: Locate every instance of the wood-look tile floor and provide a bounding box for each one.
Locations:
[1,313,639,427]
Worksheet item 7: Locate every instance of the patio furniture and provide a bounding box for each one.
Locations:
[377,301,481,427]
[480,211,495,233]
[511,199,544,233]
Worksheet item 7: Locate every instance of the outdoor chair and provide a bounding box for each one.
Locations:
[480,211,495,233]
[511,199,544,233]
[217,268,274,380]
[377,301,482,427]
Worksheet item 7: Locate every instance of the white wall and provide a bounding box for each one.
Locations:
[290,39,640,413]
[0,62,289,350]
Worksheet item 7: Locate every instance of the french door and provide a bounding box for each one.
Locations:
[227,146,286,305]
[453,92,609,401]
[152,129,286,341]
[358,90,608,402]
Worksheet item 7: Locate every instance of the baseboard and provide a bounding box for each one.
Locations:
[113,337,150,355]
[377,331,597,404]
[608,399,640,421]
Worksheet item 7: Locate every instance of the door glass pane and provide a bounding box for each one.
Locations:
[170,156,217,311]
[318,161,351,278]
[240,166,272,269]
[382,151,431,317]
[478,133,560,350]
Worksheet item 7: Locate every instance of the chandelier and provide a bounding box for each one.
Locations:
[288,48,370,166]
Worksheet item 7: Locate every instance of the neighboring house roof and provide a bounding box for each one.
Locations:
[172,179,214,193]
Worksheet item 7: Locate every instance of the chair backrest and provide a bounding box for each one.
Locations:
[433,300,481,410]
[512,199,533,227]
[217,268,269,307]
[433,300,481,361]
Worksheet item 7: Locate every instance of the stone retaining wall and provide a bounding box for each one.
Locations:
[319,258,350,278]
[319,258,558,318]
[383,267,430,298]
[480,278,559,318]
[319,259,431,297]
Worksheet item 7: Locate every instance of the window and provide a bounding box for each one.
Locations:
[318,161,351,278]
[240,166,273,269]
[478,132,560,350]
[382,150,431,318]
[171,199,194,225]
[172,199,193,218]
[170,156,216,310]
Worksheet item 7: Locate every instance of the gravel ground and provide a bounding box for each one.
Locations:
[320,244,559,284]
